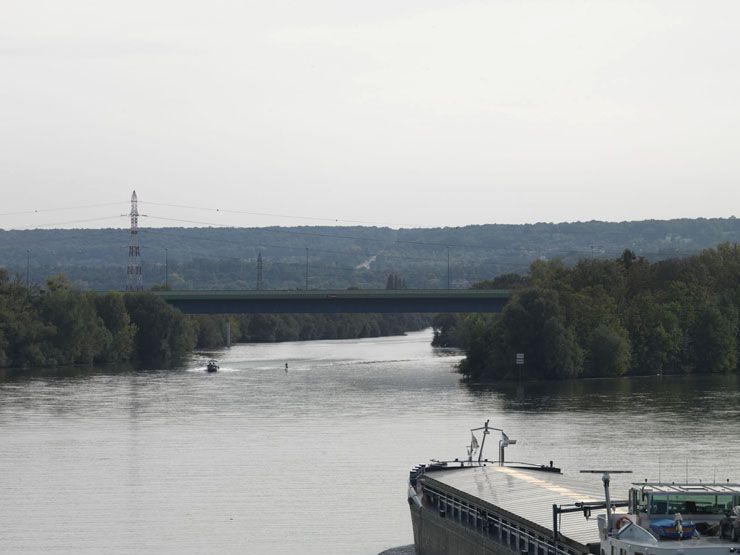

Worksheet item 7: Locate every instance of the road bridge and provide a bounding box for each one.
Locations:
[154,289,513,314]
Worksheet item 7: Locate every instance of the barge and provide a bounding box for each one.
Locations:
[408,421,740,555]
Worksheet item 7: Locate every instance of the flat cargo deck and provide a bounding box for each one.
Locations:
[426,465,606,548]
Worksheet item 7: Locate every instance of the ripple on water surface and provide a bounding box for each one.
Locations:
[1,329,739,554]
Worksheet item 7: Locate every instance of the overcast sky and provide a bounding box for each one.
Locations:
[1,0,739,230]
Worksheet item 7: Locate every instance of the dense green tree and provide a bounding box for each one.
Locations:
[458,243,740,380]
[584,325,631,377]
[0,285,54,367]
[625,295,682,375]
[194,316,226,348]
[0,269,54,367]
[247,314,279,342]
[462,288,584,380]
[385,273,407,290]
[93,293,136,362]
[431,313,463,347]
[123,293,197,362]
[35,276,110,365]
[690,305,737,373]
[458,314,502,379]
[540,315,583,379]
[471,274,529,289]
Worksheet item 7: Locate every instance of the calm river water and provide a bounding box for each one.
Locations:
[1,329,740,554]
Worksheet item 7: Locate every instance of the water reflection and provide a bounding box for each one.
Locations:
[465,374,740,419]
[0,362,137,382]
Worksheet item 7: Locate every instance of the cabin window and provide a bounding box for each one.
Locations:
[610,545,615,555]
[635,551,644,555]
[620,548,626,555]
[649,494,734,515]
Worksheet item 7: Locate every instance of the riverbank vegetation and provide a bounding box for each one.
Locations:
[434,243,739,380]
[0,271,194,367]
[0,269,430,369]
[192,313,429,349]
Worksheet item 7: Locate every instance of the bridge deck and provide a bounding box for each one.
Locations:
[153,289,513,314]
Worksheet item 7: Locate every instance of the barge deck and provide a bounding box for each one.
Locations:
[409,463,620,555]
[410,463,609,555]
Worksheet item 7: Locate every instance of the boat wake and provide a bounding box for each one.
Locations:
[185,366,239,373]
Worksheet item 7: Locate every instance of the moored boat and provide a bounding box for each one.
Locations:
[408,421,740,555]
[594,477,740,555]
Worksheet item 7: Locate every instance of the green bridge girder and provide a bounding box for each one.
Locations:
[153,289,513,314]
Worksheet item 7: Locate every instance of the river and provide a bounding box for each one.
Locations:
[1,329,739,554]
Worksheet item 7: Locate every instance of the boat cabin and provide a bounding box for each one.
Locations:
[629,483,740,534]
[593,482,740,555]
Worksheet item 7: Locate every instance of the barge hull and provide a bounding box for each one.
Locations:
[410,500,514,555]
[409,465,602,555]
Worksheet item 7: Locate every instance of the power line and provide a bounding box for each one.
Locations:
[35,215,125,228]
[0,202,127,218]
[139,200,421,228]
[1,202,691,261]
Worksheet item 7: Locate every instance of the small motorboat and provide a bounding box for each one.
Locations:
[206,359,219,373]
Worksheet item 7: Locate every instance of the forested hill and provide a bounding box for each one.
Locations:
[0,218,738,291]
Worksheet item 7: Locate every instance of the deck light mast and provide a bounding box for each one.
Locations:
[580,470,632,533]
[470,420,517,465]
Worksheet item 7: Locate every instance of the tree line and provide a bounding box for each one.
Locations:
[2,218,738,291]
[0,269,430,369]
[0,270,195,367]
[192,313,430,349]
[433,243,739,380]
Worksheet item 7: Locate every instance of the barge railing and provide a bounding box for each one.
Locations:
[552,501,628,541]
[423,482,587,555]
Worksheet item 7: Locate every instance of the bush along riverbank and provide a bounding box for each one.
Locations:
[0,272,196,368]
[191,313,431,349]
[433,243,739,380]
[0,270,431,369]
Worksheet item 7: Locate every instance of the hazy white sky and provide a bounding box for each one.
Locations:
[1,0,739,229]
